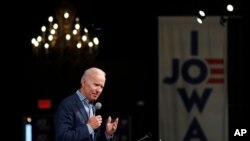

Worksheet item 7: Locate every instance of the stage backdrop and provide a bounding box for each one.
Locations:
[158,16,228,141]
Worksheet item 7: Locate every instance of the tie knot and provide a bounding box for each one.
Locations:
[83,98,92,105]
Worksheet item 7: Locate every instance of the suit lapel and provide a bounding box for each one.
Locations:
[74,94,89,124]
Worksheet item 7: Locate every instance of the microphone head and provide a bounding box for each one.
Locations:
[95,102,102,110]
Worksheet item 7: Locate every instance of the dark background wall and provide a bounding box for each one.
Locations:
[2,0,249,140]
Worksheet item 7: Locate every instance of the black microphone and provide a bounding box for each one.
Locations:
[137,132,152,141]
[94,102,102,115]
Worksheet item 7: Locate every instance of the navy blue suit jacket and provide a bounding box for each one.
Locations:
[54,93,108,141]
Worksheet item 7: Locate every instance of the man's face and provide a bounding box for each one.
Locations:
[84,74,105,101]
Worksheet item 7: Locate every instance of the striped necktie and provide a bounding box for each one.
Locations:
[88,103,94,117]
[89,103,95,140]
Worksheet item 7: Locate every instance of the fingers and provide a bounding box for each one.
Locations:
[112,118,119,131]
[114,117,119,124]
[88,115,102,129]
[107,116,112,123]
[112,126,116,131]
[96,116,102,125]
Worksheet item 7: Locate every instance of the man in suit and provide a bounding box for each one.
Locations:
[55,67,119,141]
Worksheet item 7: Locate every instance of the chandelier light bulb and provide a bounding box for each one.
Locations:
[48,16,53,22]
[88,42,93,47]
[66,34,71,40]
[41,26,46,32]
[227,4,234,12]
[93,37,99,45]
[64,12,69,19]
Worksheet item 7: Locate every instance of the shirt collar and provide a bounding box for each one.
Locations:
[76,89,91,104]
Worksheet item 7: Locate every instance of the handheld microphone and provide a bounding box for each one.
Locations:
[95,102,102,110]
[137,132,152,141]
[94,102,102,115]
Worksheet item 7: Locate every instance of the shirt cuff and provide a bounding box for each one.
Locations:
[87,124,94,134]
[105,132,113,140]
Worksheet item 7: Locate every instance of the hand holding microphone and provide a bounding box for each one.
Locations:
[88,115,102,130]
[87,102,102,129]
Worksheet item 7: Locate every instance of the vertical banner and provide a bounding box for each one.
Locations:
[158,16,228,141]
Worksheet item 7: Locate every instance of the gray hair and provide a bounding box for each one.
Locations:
[81,67,106,82]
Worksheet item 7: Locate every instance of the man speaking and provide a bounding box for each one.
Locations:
[54,67,119,141]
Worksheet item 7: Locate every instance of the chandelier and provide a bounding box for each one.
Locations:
[31,1,99,64]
